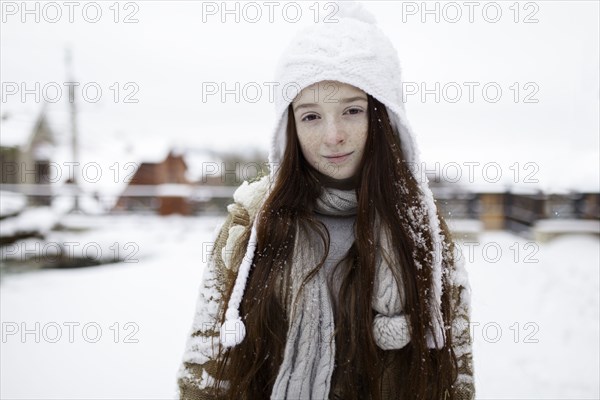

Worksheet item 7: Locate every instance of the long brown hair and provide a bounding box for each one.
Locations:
[209,93,459,399]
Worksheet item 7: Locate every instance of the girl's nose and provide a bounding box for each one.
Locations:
[323,119,345,145]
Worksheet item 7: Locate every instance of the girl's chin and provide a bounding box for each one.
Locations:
[311,161,357,181]
[320,169,355,181]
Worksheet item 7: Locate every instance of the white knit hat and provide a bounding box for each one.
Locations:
[221,1,446,349]
[268,1,420,174]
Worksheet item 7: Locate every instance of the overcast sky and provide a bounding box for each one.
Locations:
[1,1,598,192]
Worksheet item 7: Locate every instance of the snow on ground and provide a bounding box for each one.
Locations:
[464,231,600,399]
[0,206,61,239]
[0,191,27,218]
[1,215,599,399]
[1,214,224,400]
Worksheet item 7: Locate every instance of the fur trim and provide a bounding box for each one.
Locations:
[232,175,271,221]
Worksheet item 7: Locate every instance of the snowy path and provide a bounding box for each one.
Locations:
[1,215,598,399]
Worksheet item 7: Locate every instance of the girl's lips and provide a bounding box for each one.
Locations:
[323,152,353,164]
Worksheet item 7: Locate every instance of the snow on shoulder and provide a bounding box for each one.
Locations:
[232,175,271,219]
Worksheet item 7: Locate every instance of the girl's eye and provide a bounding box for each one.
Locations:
[345,108,364,115]
[301,114,319,122]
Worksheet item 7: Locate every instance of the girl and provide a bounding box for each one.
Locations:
[178,3,475,399]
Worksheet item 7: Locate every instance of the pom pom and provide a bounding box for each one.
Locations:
[334,1,377,25]
[373,313,411,350]
[220,318,246,348]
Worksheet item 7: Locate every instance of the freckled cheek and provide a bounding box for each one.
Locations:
[348,122,368,149]
[297,133,322,161]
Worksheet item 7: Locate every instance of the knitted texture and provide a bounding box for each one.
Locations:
[270,219,335,399]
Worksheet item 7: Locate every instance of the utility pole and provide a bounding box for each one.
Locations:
[65,46,81,213]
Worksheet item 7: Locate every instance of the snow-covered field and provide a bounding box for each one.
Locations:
[1,215,598,399]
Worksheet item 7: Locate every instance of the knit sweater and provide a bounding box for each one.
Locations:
[177,177,476,399]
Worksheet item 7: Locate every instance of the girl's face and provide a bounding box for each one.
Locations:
[292,80,368,181]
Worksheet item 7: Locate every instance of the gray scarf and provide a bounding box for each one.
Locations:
[270,186,411,399]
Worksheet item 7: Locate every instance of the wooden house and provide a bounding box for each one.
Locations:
[113,150,191,215]
[0,107,56,206]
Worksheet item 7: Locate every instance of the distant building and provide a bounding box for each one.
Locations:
[0,107,56,206]
[111,147,266,216]
[112,149,191,215]
[430,173,599,238]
